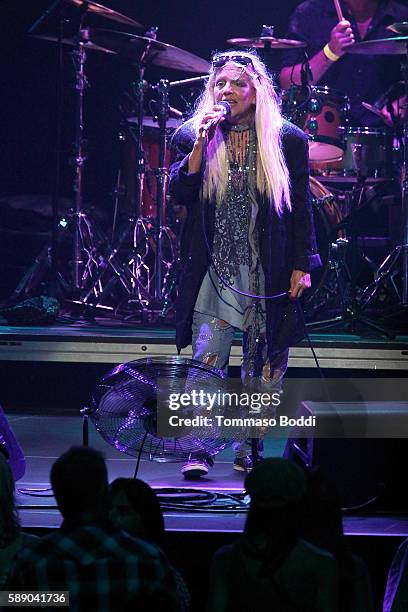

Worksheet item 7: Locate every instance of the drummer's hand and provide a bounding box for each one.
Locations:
[380,95,406,127]
[329,20,355,56]
[289,269,311,299]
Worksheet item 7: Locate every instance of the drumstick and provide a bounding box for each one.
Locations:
[361,101,386,121]
[333,0,344,21]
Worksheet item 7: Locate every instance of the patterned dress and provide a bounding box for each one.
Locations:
[194,122,266,374]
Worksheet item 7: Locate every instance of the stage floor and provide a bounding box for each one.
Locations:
[9,412,408,537]
[0,320,408,370]
[1,317,407,538]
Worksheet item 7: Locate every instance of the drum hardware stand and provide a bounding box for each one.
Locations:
[323,237,350,315]
[359,53,408,320]
[126,77,179,319]
[359,247,403,310]
[15,14,103,300]
[258,25,278,69]
[78,29,178,319]
[70,32,100,291]
[152,79,169,305]
[78,34,154,312]
[308,175,395,337]
[282,45,312,124]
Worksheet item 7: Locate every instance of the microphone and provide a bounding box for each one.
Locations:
[202,101,231,132]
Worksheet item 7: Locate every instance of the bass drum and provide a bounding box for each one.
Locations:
[307,176,344,310]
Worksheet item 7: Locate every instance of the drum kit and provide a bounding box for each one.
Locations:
[279,31,408,332]
[19,2,408,332]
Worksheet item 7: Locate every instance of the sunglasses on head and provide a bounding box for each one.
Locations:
[211,55,254,69]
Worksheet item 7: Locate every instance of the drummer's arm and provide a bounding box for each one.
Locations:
[280,20,355,88]
[280,51,336,88]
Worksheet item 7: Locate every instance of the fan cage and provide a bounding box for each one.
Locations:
[88,357,233,462]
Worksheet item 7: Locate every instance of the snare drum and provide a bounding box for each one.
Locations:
[283,86,349,162]
[341,127,394,178]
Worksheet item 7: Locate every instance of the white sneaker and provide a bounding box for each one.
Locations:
[181,459,210,479]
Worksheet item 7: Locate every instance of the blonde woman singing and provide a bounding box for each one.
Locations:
[169,50,321,478]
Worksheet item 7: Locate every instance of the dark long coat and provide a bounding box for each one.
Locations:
[169,119,321,357]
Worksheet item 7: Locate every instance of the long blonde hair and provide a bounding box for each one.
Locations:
[189,50,291,215]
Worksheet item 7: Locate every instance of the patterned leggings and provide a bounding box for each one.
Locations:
[192,311,289,458]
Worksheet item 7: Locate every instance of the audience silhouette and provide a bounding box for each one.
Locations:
[207,458,339,611]
[0,453,38,588]
[301,467,373,611]
[110,477,190,611]
[6,446,181,611]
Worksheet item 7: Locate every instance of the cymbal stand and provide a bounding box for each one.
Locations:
[259,25,274,68]
[359,51,408,316]
[71,34,95,290]
[60,25,113,296]
[13,19,103,300]
[153,79,169,303]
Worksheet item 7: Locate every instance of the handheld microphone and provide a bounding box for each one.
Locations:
[202,101,231,132]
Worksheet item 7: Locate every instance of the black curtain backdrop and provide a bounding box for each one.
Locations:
[1,0,304,207]
[2,0,408,210]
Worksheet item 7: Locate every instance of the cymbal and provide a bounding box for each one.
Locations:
[345,36,408,55]
[227,36,306,49]
[64,0,143,29]
[387,22,408,34]
[33,34,116,54]
[86,29,210,72]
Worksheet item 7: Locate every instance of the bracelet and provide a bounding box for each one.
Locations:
[323,43,340,62]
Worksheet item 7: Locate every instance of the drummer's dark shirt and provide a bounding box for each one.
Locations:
[280,0,408,126]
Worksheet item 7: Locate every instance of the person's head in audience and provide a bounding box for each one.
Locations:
[50,446,110,520]
[0,453,20,545]
[302,467,344,548]
[244,458,307,548]
[110,478,165,547]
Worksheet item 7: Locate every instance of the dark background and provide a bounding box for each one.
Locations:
[2,0,408,302]
[2,0,304,208]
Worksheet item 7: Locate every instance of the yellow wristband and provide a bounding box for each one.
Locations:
[323,43,340,62]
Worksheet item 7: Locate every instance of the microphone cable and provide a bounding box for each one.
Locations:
[198,142,324,375]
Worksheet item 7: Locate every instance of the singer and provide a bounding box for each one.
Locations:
[169,50,321,478]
